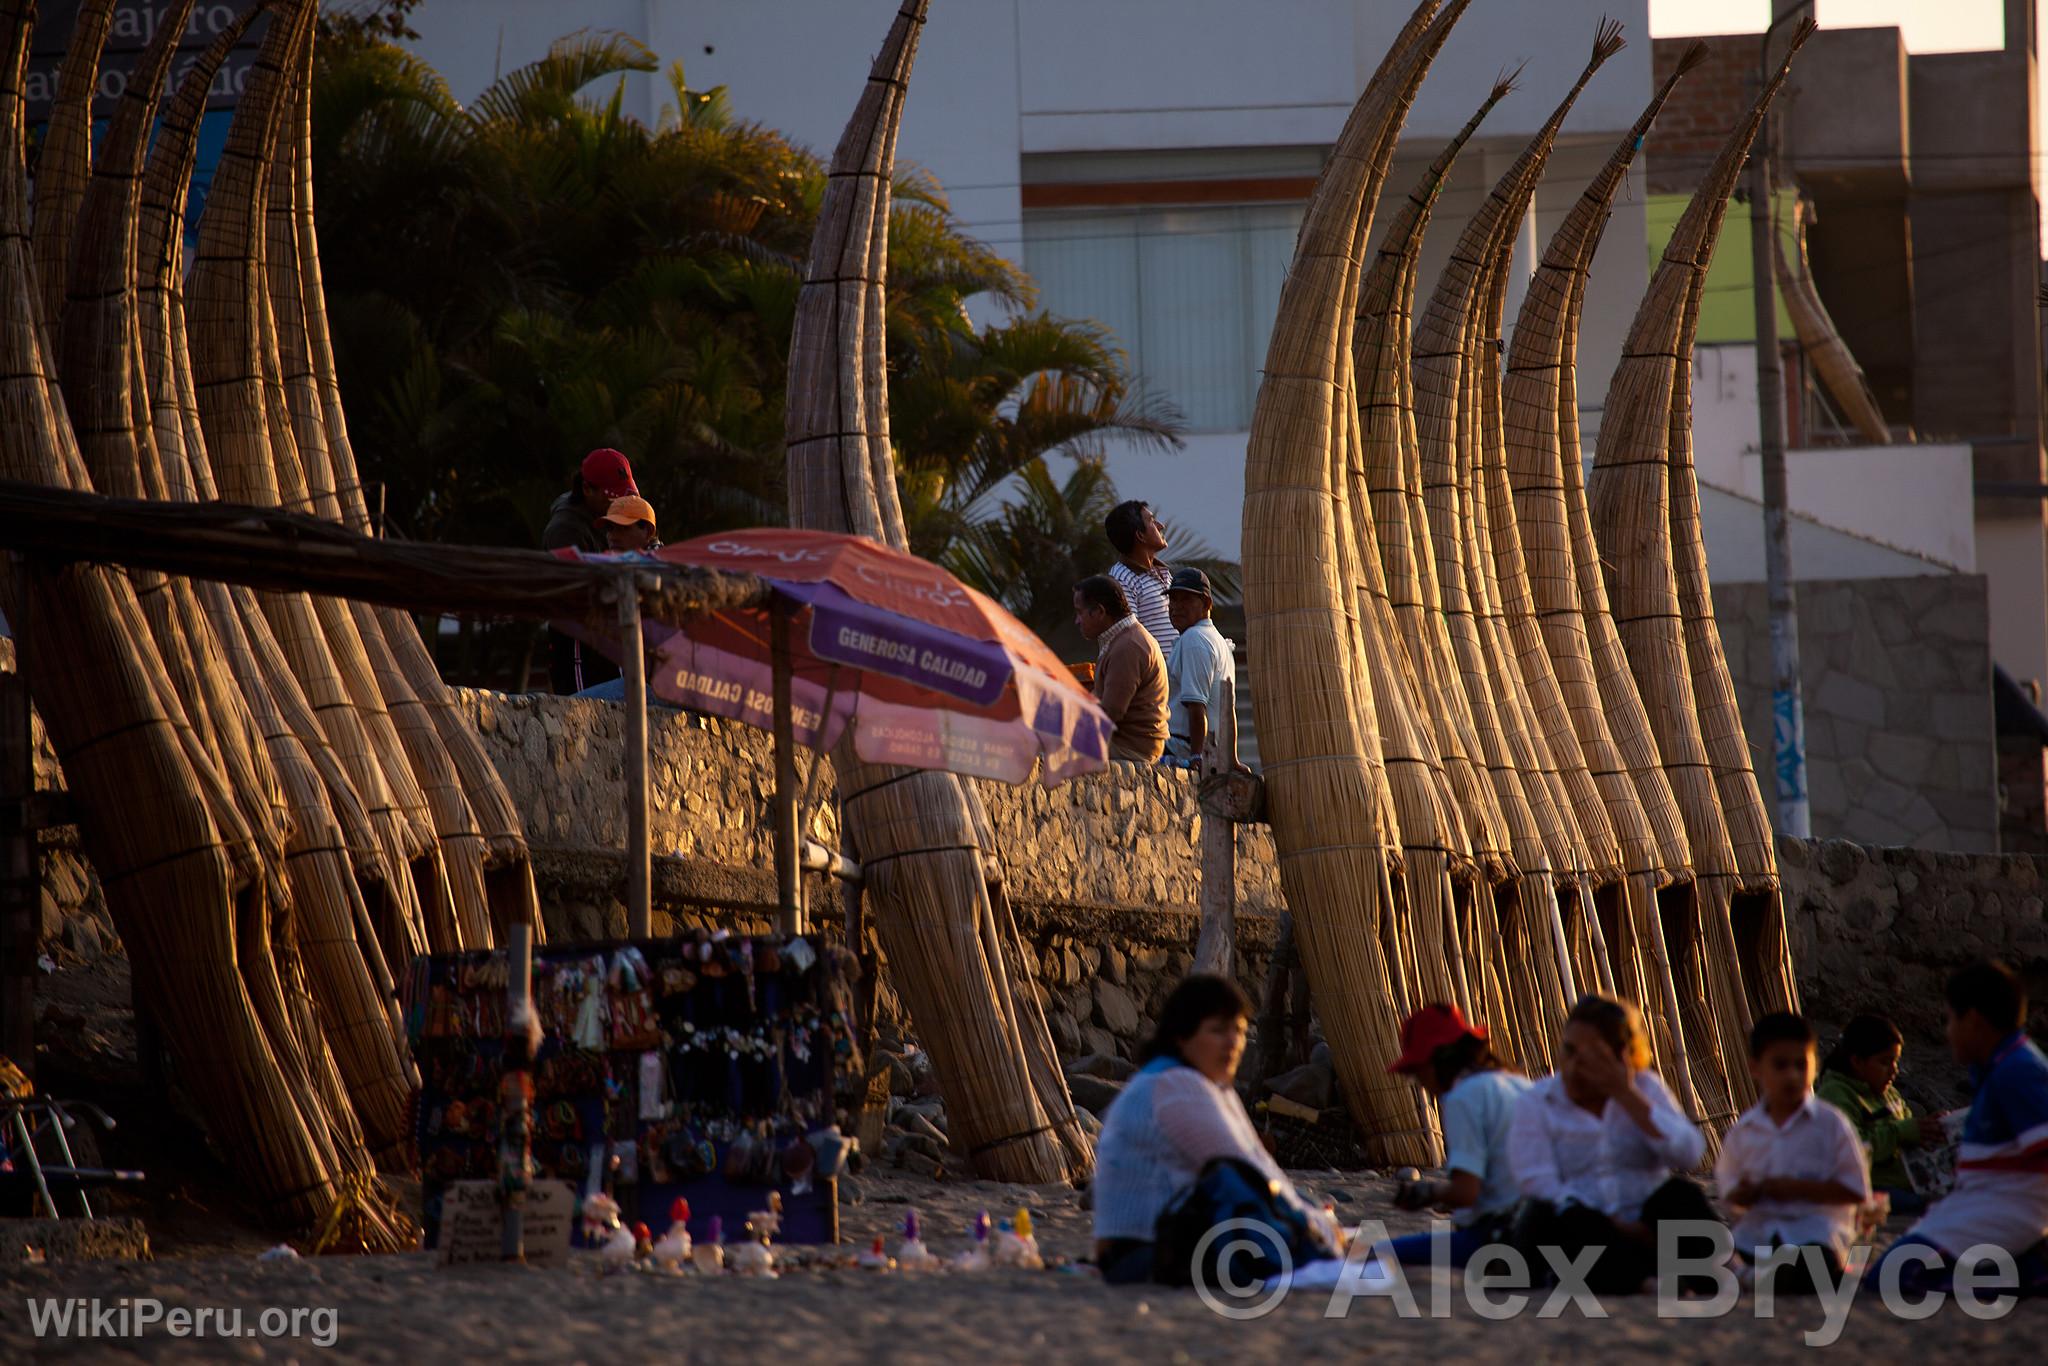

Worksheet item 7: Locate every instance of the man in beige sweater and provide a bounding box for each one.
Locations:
[1074,575,1167,762]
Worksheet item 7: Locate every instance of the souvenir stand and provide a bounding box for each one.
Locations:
[409,930,853,1250]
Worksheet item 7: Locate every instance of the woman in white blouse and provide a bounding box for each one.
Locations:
[1508,994,1715,1294]
[1092,975,1339,1284]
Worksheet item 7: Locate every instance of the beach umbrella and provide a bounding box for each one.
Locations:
[557,529,1112,930]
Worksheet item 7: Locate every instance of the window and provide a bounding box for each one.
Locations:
[1023,202,1304,433]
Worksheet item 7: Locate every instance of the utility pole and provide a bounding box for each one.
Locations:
[1753,4,1811,838]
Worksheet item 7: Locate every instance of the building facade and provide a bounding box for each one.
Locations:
[407,0,1657,561]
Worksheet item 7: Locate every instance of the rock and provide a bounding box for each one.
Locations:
[1074,1108,1103,1139]
[1067,1073,1125,1117]
[1131,946,1170,973]
[1264,1059,1333,1110]
[37,887,62,946]
[1066,1052,1138,1083]
[881,1052,915,1097]
[1081,1024,1122,1060]
[1045,1007,1082,1057]
[62,916,100,961]
[1101,945,1127,984]
[1092,979,1140,1036]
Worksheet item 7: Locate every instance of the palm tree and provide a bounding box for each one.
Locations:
[312,30,1226,683]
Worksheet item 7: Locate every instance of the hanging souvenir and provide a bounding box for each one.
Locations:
[572,971,608,1052]
[637,1051,668,1122]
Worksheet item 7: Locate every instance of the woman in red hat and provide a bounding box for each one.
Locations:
[1371,1003,1531,1269]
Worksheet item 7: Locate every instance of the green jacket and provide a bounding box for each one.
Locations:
[1814,1070,1917,1189]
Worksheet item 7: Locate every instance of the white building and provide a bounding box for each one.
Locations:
[407,0,1657,560]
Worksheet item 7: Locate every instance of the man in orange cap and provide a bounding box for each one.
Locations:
[597,495,660,554]
[545,448,639,692]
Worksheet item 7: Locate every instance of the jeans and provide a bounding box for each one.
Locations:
[1864,1232,2048,1297]
[1378,1223,1493,1268]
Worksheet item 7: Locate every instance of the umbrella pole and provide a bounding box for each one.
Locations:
[619,573,651,938]
[770,595,803,935]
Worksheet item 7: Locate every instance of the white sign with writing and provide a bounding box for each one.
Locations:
[437,1179,576,1267]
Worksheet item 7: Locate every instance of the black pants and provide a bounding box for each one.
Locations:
[1741,1242,1843,1296]
[1518,1176,1719,1295]
[1098,1237,1155,1285]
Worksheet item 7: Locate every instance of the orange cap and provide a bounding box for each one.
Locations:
[598,494,656,531]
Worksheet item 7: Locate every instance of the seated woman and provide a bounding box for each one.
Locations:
[1376,1003,1531,1267]
[1092,974,1337,1285]
[1508,993,1714,1295]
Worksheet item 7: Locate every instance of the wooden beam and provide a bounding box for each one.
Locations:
[0,481,767,629]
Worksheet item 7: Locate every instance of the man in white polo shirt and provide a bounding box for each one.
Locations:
[1163,568,1234,767]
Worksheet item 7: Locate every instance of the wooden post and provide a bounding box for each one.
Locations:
[619,575,651,938]
[1192,674,1237,978]
[500,921,535,1262]
[770,595,803,935]
[0,565,37,1082]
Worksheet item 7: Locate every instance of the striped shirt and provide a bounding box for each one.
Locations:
[1108,560,1177,654]
[1911,1031,2048,1256]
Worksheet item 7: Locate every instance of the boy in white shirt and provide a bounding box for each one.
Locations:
[1717,1011,1871,1296]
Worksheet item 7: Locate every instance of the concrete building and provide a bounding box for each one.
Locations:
[404,2,2020,851]
[1636,1,2044,852]
[407,0,1658,562]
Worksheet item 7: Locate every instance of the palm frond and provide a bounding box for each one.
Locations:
[469,29,659,128]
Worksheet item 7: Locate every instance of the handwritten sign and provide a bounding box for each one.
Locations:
[437,1180,576,1267]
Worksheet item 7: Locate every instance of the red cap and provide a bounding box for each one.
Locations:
[580,447,637,499]
[1387,1003,1486,1074]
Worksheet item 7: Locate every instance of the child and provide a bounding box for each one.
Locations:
[1716,1012,1870,1295]
[1815,1013,1943,1212]
[1377,1004,1531,1267]
[599,495,660,553]
[1508,994,1712,1294]
[1866,960,2048,1294]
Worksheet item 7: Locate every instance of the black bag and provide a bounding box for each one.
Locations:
[1152,1156,1325,1288]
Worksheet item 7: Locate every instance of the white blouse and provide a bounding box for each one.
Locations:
[1508,1070,1706,1222]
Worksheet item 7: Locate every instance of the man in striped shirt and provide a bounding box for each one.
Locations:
[1105,499,1178,654]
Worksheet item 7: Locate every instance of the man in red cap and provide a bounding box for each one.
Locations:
[544,448,639,555]
[544,448,638,693]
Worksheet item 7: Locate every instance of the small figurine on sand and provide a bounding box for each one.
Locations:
[895,1209,938,1271]
[951,1210,993,1271]
[693,1216,726,1273]
[653,1198,692,1270]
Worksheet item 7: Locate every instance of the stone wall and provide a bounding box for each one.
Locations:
[455,690,1284,922]
[1780,836,2048,1044]
[17,672,2048,1064]
[1713,574,1996,852]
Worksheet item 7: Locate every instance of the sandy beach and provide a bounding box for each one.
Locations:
[4,1167,2040,1363]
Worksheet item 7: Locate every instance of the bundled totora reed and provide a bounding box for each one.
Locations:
[783,0,1089,1184]
[0,0,542,1232]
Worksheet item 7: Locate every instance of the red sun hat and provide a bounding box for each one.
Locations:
[580,447,638,500]
[1387,1003,1487,1075]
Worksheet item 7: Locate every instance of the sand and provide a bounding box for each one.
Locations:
[3,1168,2039,1363]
